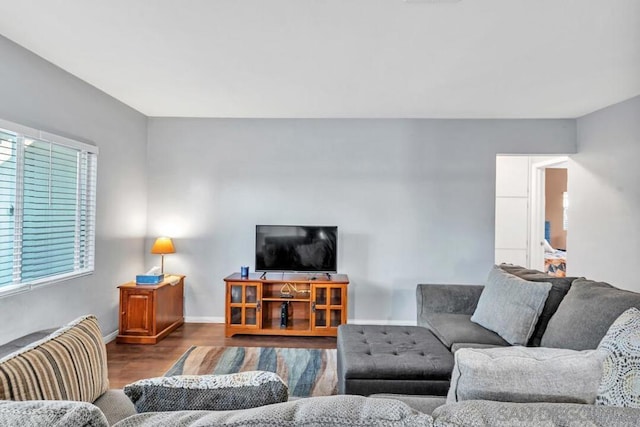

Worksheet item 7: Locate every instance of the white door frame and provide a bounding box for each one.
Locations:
[528,156,569,270]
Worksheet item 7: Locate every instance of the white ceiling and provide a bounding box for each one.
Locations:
[1,0,639,118]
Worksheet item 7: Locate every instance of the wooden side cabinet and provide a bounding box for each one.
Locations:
[224,273,349,337]
[116,275,185,344]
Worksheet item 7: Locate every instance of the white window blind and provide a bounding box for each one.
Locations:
[0,119,97,296]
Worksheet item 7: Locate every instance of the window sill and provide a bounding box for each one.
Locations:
[0,269,94,299]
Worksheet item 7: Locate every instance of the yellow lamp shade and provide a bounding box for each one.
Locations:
[151,237,175,254]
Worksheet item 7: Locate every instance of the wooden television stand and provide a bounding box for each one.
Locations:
[224,272,349,337]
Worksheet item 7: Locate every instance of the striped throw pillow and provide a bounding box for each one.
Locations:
[0,315,109,403]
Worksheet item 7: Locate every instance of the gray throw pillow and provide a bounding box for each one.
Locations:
[447,346,607,405]
[124,371,288,412]
[498,264,575,346]
[597,308,640,408]
[470,267,551,345]
[541,278,640,350]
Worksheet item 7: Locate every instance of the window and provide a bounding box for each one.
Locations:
[0,119,97,296]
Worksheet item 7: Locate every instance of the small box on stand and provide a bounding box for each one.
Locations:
[136,274,164,285]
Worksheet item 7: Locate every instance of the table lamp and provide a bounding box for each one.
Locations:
[151,237,175,274]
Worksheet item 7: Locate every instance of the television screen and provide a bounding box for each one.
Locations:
[255,225,338,273]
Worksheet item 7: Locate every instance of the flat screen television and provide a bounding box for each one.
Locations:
[255,225,338,273]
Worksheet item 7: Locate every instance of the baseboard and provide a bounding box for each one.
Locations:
[103,316,416,328]
[103,329,118,344]
[182,317,412,325]
[103,318,224,342]
[184,316,225,323]
[348,319,416,326]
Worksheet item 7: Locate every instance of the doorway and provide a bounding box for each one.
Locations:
[529,157,569,275]
[495,155,569,274]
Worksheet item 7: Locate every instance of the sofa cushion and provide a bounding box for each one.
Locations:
[426,314,508,349]
[0,400,108,427]
[0,314,109,403]
[0,328,58,359]
[471,267,551,345]
[597,307,640,408]
[499,264,575,346]
[446,346,607,405]
[370,394,446,416]
[432,400,640,427]
[541,278,640,350]
[111,395,433,427]
[449,343,504,353]
[124,371,288,412]
[92,389,137,426]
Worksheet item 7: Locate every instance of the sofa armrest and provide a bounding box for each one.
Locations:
[416,284,484,325]
[0,400,108,427]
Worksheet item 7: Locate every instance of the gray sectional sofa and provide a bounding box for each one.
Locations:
[334,264,640,425]
[337,264,636,396]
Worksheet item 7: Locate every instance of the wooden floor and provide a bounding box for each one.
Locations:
[107,323,337,388]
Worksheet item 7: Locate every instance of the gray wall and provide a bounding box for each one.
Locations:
[0,36,148,343]
[569,95,640,291]
[147,118,576,323]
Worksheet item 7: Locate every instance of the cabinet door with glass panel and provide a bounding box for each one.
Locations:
[311,284,347,334]
[226,281,261,332]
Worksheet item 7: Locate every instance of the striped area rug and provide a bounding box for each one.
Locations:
[164,346,337,398]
